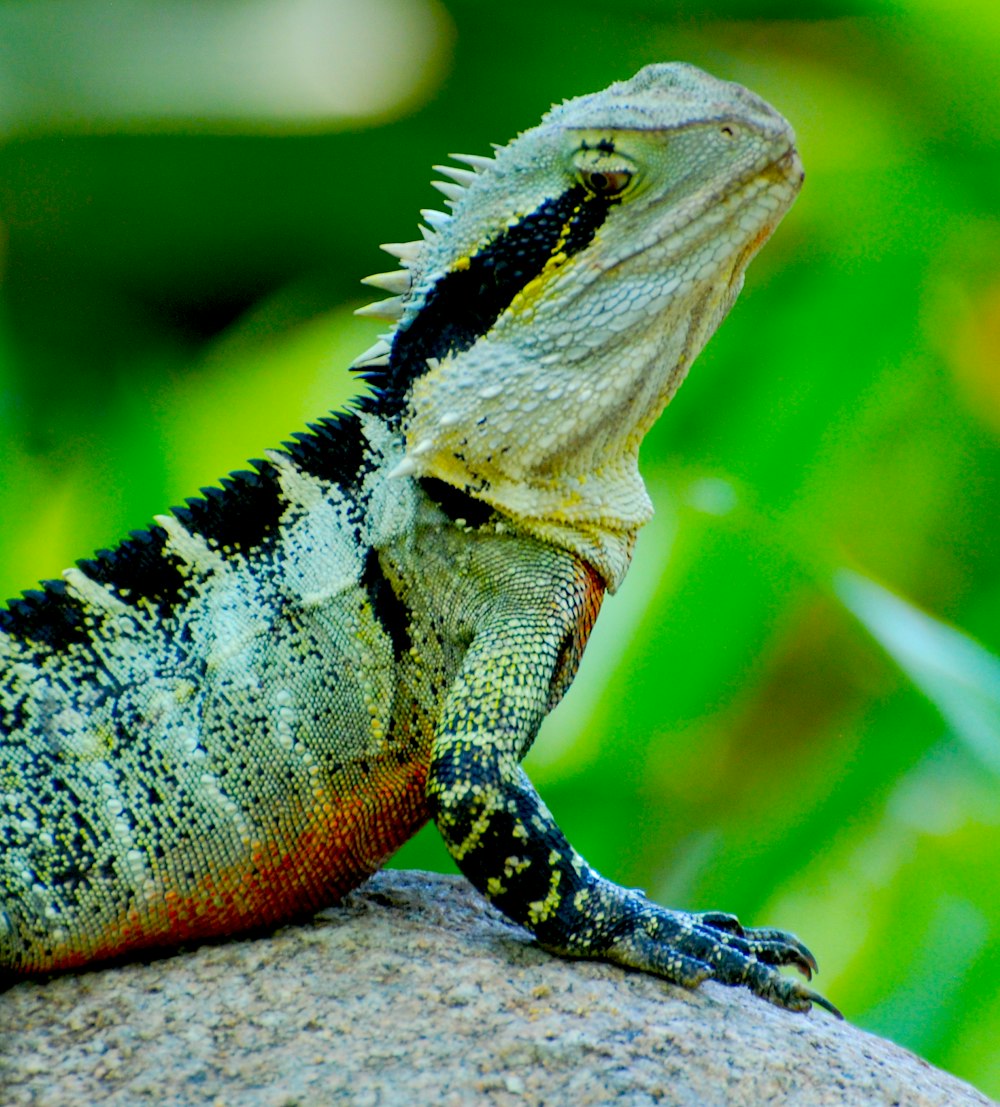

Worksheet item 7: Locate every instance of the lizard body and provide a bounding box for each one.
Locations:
[0,64,836,1014]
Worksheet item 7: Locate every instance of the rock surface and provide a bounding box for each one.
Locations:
[1,870,994,1106]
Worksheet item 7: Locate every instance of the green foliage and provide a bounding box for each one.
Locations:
[0,0,997,1094]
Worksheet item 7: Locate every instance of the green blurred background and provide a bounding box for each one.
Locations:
[1,0,998,1094]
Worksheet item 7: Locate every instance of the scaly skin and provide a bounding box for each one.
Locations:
[0,63,838,1016]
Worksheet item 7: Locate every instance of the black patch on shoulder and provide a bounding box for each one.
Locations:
[0,580,89,651]
[76,525,187,615]
[0,527,190,649]
[361,547,411,660]
[281,410,372,493]
[419,477,495,528]
[363,184,618,420]
[0,416,376,646]
[172,462,285,554]
[175,412,374,555]
[0,526,190,650]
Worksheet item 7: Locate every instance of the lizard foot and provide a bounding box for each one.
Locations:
[604,902,842,1018]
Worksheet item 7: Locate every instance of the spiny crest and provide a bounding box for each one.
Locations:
[349,150,496,375]
[0,409,373,651]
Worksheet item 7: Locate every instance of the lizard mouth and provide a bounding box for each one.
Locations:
[769,143,805,190]
[684,140,803,287]
[728,145,803,275]
[720,140,803,221]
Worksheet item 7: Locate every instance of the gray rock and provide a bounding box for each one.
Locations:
[1,870,994,1106]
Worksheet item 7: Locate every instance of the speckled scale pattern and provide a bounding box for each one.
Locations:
[1,63,838,1015]
[0,439,413,970]
[0,420,598,972]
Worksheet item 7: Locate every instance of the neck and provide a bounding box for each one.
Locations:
[388,271,726,590]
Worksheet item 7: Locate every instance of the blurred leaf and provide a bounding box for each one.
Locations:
[836,570,1000,776]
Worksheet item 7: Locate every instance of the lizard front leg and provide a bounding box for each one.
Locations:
[427,626,840,1017]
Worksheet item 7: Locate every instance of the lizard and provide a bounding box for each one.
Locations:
[0,62,839,1016]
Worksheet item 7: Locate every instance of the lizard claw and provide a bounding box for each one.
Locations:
[738,925,820,978]
[751,965,843,1019]
[605,902,840,1017]
[805,989,844,1020]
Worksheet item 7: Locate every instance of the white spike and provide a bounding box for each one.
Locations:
[380,240,423,263]
[421,208,451,230]
[153,514,226,574]
[355,296,406,321]
[438,411,460,427]
[434,164,477,187]
[419,224,435,242]
[350,339,392,368]
[450,153,494,173]
[62,566,131,616]
[265,449,328,510]
[410,438,435,458]
[479,384,503,400]
[431,180,464,204]
[387,456,418,480]
[425,356,441,371]
[361,270,411,294]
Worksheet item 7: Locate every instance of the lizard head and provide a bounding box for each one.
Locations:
[355,63,803,590]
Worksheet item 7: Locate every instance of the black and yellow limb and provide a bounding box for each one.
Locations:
[427,623,841,1017]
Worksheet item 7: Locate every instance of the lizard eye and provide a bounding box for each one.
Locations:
[578,168,633,197]
[571,138,639,200]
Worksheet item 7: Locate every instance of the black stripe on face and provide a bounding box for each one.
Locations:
[363,183,618,420]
